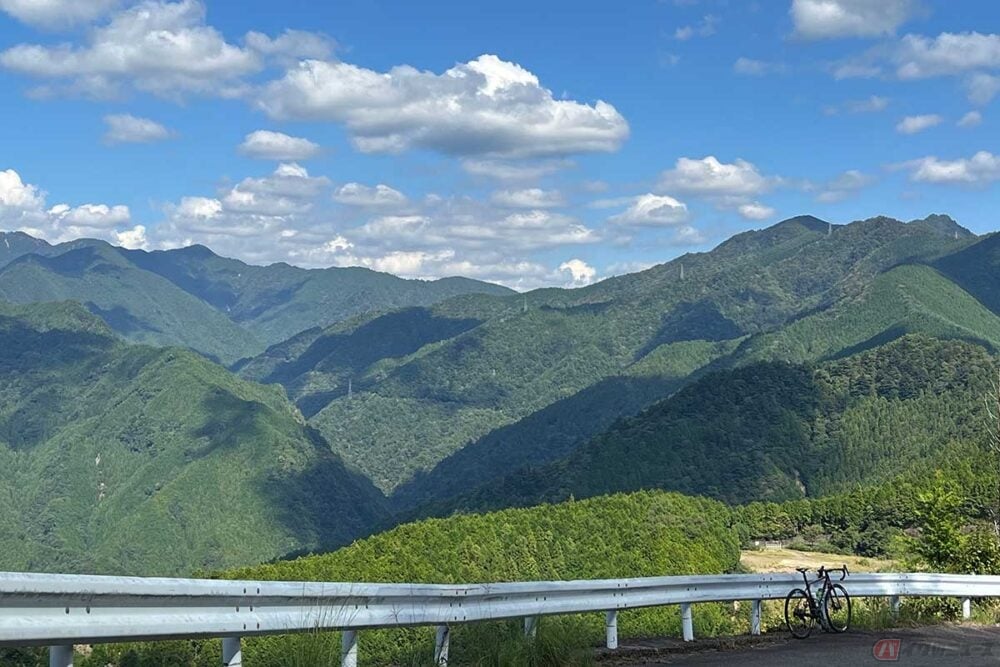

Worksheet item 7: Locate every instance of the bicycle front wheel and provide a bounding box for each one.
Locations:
[785,588,814,638]
[823,583,852,633]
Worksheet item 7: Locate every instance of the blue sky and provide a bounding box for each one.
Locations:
[0,0,997,288]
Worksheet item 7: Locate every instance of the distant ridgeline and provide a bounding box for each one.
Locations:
[3,213,1000,576]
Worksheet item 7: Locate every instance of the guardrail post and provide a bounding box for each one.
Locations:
[49,645,73,667]
[750,599,762,636]
[341,630,358,667]
[605,610,618,649]
[434,625,450,665]
[680,603,694,641]
[963,598,972,620]
[524,616,538,638]
[222,637,242,666]
[889,595,900,620]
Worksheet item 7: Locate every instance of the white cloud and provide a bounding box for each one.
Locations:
[957,111,982,128]
[901,151,1000,185]
[674,15,718,41]
[832,62,882,79]
[558,258,596,286]
[461,159,572,181]
[659,156,777,197]
[490,188,565,209]
[0,0,121,28]
[243,29,334,64]
[239,130,321,161]
[895,114,942,134]
[737,202,775,220]
[827,95,889,114]
[966,73,1000,106]
[0,168,134,244]
[815,169,874,202]
[791,0,919,40]
[113,224,149,249]
[258,54,629,158]
[894,32,1000,79]
[153,164,600,289]
[332,183,408,208]
[674,225,707,245]
[733,57,786,76]
[0,168,44,209]
[103,113,172,144]
[0,0,325,98]
[609,194,689,227]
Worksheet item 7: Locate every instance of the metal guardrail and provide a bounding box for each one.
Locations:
[0,571,992,666]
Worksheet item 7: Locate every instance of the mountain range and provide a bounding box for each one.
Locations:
[2,212,999,575]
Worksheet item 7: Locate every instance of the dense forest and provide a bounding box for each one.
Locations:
[0,301,386,574]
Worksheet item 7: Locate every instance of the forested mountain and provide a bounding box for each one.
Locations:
[0,232,510,364]
[0,301,387,575]
[235,214,988,501]
[421,336,995,516]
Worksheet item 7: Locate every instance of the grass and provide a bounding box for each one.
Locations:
[740,547,895,574]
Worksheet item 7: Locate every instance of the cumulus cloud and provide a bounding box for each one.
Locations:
[900,151,1000,185]
[332,183,408,208]
[895,114,943,134]
[490,188,565,209]
[733,58,786,76]
[791,0,919,40]
[0,0,121,28]
[894,32,1000,79]
[958,111,982,128]
[103,113,173,144]
[609,194,689,227]
[558,259,596,286]
[965,73,1000,106]
[0,0,326,98]
[659,156,777,197]
[258,54,629,158]
[0,168,138,244]
[239,130,321,161]
[737,202,776,220]
[152,163,601,289]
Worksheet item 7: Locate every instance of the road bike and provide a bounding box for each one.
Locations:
[784,565,852,638]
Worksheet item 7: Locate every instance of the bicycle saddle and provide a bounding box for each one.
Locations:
[795,567,810,572]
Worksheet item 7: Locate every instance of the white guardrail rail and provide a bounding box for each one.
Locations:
[0,570,995,666]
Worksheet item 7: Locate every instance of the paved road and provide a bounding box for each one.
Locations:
[598,624,1000,666]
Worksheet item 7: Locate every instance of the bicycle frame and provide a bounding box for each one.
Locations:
[796,565,848,628]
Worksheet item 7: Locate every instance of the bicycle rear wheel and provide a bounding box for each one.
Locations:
[823,583,852,633]
[785,588,814,638]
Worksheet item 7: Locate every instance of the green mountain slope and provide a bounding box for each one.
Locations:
[0,232,511,364]
[431,335,994,515]
[0,243,265,364]
[0,301,388,575]
[240,214,975,495]
[123,244,513,348]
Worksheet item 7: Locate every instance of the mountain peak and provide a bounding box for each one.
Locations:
[773,215,832,234]
[908,213,974,239]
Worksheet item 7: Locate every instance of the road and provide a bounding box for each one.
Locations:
[597,624,1000,666]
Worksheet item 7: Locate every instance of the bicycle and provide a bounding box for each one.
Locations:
[784,565,852,638]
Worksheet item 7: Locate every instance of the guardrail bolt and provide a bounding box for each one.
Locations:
[434,625,450,665]
[523,616,538,638]
[605,610,618,649]
[750,599,762,636]
[222,636,242,667]
[49,645,73,667]
[680,603,694,642]
[341,630,358,667]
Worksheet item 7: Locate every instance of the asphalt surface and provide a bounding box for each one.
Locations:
[596,624,1000,666]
